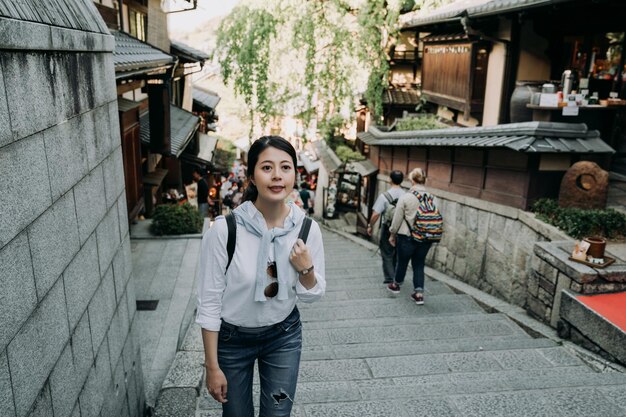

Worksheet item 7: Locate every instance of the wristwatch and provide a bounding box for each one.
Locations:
[299,265,314,275]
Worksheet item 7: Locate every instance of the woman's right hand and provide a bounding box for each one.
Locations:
[206,366,228,403]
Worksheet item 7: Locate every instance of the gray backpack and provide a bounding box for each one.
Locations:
[381,192,398,226]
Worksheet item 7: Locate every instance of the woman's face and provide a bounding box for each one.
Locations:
[251,146,295,204]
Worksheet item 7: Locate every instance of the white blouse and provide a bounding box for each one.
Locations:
[195,206,326,331]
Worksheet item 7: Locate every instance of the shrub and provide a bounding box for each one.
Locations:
[150,203,203,236]
[335,145,365,163]
[531,198,626,239]
[395,115,446,131]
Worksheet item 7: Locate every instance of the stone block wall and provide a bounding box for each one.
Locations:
[0,9,144,417]
[423,188,569,308]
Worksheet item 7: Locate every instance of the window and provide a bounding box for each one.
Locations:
[129,8,147,41]
[122,0,148,41]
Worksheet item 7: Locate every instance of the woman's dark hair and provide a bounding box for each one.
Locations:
[242,136,298,203]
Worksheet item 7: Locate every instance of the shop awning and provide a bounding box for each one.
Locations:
[142,168,168,187]
[299,151,321,173]
[345,159,378,176]
[117,97,141,113]
[170,40,210,63]
[357,122,615,154]
[140,104,200,157]
[314,140,343,173]
[193,87,221,113]
[382,88,421,107]
[113,30,175,79]
[198,133,219,162]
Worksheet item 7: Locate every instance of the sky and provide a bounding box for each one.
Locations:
[167,0,240,34]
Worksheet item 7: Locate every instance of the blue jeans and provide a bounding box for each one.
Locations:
[198,203,209,218]
[379,225,397,282]
[394,235,432,292]
[218,307,302,417]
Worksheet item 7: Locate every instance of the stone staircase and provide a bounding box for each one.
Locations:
[156,228,626,417]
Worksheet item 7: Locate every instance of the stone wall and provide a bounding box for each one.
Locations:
[373,173,568,308]
[426,188,570,306]
[0,7,144,417]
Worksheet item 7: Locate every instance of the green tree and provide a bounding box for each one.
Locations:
[214,6,277,137]
[214,0,451,138]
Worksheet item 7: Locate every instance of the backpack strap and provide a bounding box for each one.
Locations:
[298,216,313,243]
[383,191,393,203]
[225,213,237,273]
[225,214,312,274]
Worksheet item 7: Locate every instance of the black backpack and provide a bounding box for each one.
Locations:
[224,213,313,273]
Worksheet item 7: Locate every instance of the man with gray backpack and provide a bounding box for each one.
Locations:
[367,170,406,284]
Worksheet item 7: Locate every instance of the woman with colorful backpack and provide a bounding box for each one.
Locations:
[387,168,443,305]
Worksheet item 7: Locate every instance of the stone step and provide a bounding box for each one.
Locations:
[290,384,626,417]
[318,281,455,299]
[298,293,486,321]
[301,336,557,361]
[293,346,586,383]
[197,364,626,414]
[302,316,530,346]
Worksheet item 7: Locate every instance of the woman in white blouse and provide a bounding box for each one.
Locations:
[196,136,326,417]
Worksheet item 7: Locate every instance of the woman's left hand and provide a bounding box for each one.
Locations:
[290,239,313,273]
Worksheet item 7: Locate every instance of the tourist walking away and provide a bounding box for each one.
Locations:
[196,136,326,417]
[299,182,314,215]
[387,168,443,305]
[367,170,405,284]
[193,167,210,218]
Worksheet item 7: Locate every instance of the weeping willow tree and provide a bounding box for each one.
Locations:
[214,0,435,139]
[214,6,278,138]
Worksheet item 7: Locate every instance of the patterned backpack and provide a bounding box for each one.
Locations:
[407,191,443,242]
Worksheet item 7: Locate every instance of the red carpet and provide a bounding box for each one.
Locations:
[577,292,626,332]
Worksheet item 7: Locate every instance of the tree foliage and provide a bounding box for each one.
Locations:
[213,0,447,138]
[215,6,277,136]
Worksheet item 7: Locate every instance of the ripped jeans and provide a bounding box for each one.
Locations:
[218,307,302,417]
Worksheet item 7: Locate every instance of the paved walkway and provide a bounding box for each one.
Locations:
[130,221,201,408]
[155,226,626,417]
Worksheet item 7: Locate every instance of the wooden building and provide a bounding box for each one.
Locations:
[420,33,489,121]
[382,30,421,124]
[399,0,626,127]
[373,0,626,179]
[357,122,614,210]
[96,0,216,221]
[113,29,177,220]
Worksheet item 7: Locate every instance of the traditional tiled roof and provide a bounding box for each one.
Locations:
[401,0,578,29]
[193,87,221,112]
[345,159,378,176]
[421,33,469,43]
[0,0,109,34]
[357,122,615,154]
[299,151,321,173]
[140,105,200,157]
[314,140,343,173]
[170,40,210,62]
[383,88,421,106]
[113,30,175,75]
